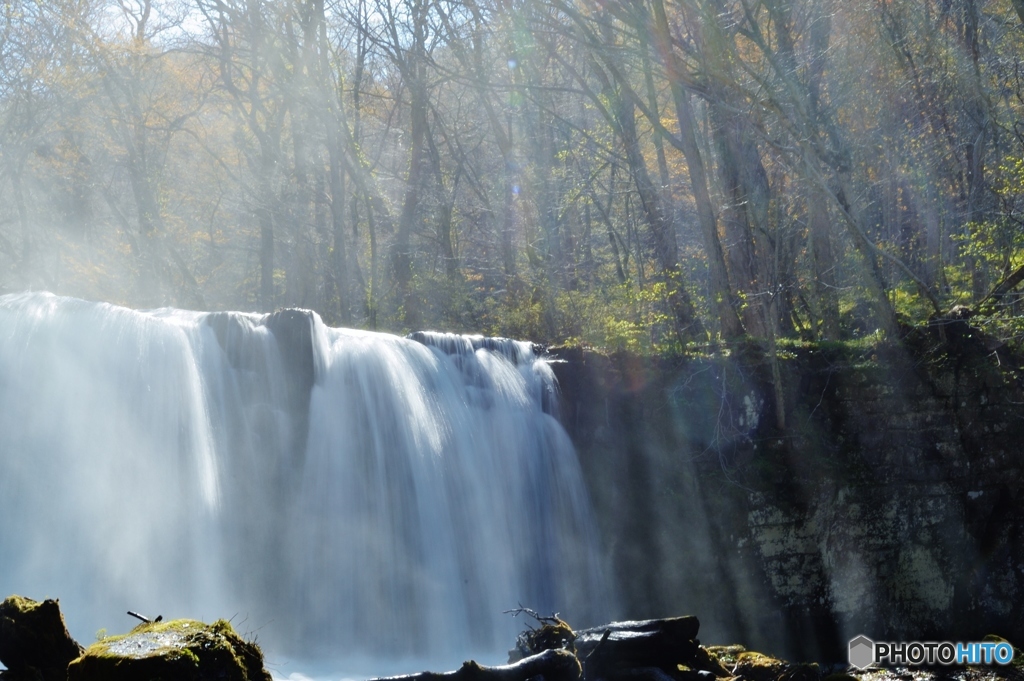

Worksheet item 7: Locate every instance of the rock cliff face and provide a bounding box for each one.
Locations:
[549,327,1024,663]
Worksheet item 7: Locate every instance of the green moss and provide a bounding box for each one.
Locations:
[87,619,205,658]
[67,619,269,681]
[983,635,1023,669]
[691,646,732,677]
[0,594,84,681]
[736,651,783,665]
[704,644,747,665]
[5,595,38,611]
[726,651,821,681]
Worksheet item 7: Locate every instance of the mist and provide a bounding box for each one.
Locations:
[0,292,612,673]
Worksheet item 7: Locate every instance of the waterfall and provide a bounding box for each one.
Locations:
[0,292,609,670]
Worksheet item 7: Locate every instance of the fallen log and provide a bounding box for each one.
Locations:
[370,648,581,681]
[576,617,700,649]
[574,617,700,680]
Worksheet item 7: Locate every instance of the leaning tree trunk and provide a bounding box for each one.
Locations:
[611,83,705,343]
[650,0,744,340]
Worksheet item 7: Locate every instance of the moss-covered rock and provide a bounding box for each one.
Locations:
[731,651,787,681]
[983,635,1024,670]
[703,645,747,666]
[66,618,271,681]
[728,651,818,681]
[0,595,84,681]
[691,646,733,677]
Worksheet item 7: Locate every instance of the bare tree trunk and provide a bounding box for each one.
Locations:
[768,0,840,339]
[426,112,460,281]
[393,0,429,329]
[962,0,990,301]
[327,138,350,322]
[462,0,517,278]
[312,0,351,323]
[11,167,31,274]
[711,105,765,337]
[258,173,276,311]
[610,75,704,342]
[650,0,743,340]
[806,172,840,339]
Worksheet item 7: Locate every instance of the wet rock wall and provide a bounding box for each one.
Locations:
[549,331,1024,663]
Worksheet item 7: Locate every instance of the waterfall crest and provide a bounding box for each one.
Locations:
[0,293,609,667]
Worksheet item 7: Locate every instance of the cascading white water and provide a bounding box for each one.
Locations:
[0,292,610,674]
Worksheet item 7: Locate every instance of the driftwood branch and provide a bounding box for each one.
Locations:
[506,607,577,660]
[502,607,565,628]
[126,611,162,624]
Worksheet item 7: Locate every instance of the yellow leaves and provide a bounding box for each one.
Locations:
[995,157,1024,197]
[602,316,647,351]
[554,280,679,353]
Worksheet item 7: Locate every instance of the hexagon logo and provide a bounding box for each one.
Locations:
[849,635,875,670]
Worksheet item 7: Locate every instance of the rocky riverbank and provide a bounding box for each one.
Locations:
[0,596,269,681]
[2,595,1022,681]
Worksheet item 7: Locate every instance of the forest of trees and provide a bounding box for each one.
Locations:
[2,0,1024,351]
